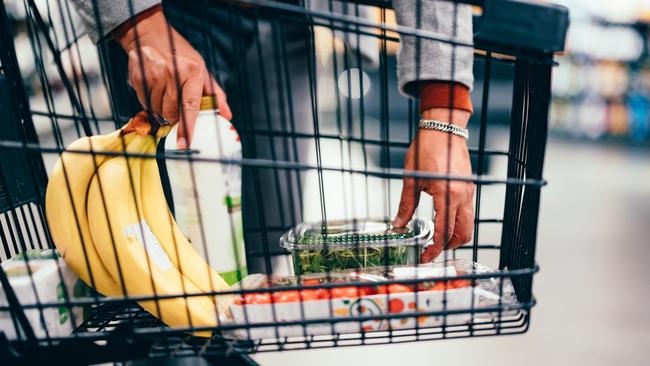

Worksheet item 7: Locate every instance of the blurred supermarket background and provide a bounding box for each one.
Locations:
[551,0,650,145]
[1,0,649,365]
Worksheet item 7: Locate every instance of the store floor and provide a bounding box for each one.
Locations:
[253,136,650,366]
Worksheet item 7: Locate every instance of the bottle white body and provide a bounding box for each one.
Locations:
[164,110,247,285]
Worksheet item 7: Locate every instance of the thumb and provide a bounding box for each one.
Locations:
[203,76,233,121]
[393,178,421,228]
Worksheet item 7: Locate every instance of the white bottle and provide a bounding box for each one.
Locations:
[164,95,247,285]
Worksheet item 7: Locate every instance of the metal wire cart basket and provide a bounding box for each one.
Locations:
[0,0,568,364]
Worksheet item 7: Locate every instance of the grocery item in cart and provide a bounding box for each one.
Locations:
[280,218,433,275]
[0,249,90,339]
[164,95,247,285]
[45,112,232,337]
[228,259,517,339]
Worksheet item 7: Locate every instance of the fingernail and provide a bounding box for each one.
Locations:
[177,137,187,149]
[392,217,402,227]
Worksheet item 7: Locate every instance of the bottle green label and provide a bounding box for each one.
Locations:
[219,267,248,285]
[224,196,241,209]
[57,282,69,325]
[221,195,246,285]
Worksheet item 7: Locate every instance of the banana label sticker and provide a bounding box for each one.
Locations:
[124,220,173,271]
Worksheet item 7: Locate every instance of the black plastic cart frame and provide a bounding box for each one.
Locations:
[0,0,568,364]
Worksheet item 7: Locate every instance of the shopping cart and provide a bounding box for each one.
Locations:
[0,0,568,364]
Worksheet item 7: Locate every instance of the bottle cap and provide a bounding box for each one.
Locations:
[200,95,218,111]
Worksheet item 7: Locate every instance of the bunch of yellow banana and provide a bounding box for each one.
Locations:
[45,112,232,336]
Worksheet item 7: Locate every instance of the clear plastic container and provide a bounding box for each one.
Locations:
[280,217,433,275]
[227,259,518,339]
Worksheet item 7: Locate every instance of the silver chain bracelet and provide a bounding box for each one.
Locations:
[418,119,469,140]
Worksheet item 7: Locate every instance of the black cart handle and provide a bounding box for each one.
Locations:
[258,0,570,54]
[347,0,570,54]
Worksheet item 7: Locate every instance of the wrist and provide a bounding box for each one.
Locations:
[113,4,165,51]
[421,108,471,128]
[417,128,468,144]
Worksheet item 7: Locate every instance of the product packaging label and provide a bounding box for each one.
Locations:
[124,220,173,271]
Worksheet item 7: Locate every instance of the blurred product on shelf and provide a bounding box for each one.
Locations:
[550,15,650,146]
[627,85,650,143]
[608,98,628,136]
[577,92,607,140]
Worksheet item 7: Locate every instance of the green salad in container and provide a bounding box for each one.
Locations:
[280,218,433,275]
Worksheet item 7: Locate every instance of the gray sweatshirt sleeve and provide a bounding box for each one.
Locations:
[70,0,161,43]
[394,0,474,98]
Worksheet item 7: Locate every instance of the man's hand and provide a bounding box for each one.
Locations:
[393,108,474,262]
[115,6,232,148]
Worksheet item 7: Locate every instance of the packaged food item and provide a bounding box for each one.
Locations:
[227,259,517,339]
[164,95,247,285]
[280,218,433,275]
[0,249,91,339]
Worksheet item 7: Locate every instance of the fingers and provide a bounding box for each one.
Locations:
[176,65,205,149]
[420,200,456,264]
[432,195,457,256]
[447,199,475,250]
[393,178,421,228]
[421,181,474,262]
[127,69,146,108]
[148,74,166,113]
[161,77,179,123]
[421,242,443,263]
[203,77,233,120]
[393,148,421,228]
[128,48,165,113]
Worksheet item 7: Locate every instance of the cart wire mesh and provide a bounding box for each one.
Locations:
[0,0,568,363]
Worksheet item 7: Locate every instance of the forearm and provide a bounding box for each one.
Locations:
[69,0,161,43]
[393,0,474,116]
[113,5,165,51]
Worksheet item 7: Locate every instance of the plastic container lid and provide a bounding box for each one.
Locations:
[280,217,433,250]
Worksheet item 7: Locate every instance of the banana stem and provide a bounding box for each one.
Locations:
[122,111,172,138]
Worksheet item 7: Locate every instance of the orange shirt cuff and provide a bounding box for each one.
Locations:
[419,81,473,115]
